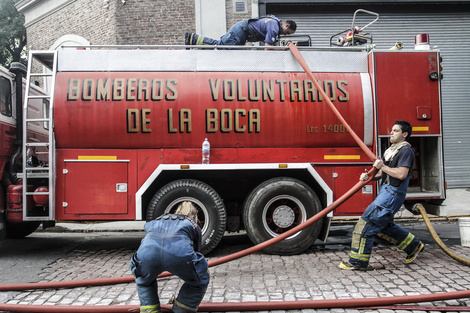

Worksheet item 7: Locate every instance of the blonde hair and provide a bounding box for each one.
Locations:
[175,201,198,220]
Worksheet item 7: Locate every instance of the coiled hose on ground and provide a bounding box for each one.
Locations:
[412,203,470,267]
[0,44,469,312]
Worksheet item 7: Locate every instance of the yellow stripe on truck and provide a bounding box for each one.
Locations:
[324,155,360,160]
[78,156,117,160]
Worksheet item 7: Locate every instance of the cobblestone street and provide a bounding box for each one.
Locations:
[1,220,470,312]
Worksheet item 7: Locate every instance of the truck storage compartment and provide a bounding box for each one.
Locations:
[379,135,445,199]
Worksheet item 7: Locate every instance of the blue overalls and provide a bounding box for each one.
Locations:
[130,215,209,313]
[348,173,421,269]
[192,16,281,46]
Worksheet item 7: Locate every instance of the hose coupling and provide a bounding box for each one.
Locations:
[410,203,425,215]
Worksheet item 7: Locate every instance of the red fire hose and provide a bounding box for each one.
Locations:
[287,43,376,159]
[0,45,467,312]
[2,289,470,312]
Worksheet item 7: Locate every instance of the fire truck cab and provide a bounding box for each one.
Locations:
[0,63,49,240]
[1,43,445,255]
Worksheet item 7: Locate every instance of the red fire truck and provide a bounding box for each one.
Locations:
[0,36,445,255]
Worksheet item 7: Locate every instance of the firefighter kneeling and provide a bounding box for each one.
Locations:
[130,202,209,313]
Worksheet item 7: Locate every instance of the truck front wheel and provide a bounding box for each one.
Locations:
[146,179,226,255]
[243,177,323,255]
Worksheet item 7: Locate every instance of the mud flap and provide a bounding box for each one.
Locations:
[0,213,6,241]
[318,216,332,242]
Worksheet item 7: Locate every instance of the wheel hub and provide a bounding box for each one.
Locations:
[272,205,295,228]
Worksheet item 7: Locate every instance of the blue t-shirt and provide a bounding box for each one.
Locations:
[247,17,281,45]
[382,146,414,187]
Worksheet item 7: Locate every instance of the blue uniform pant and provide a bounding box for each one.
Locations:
[349,184,421,268]
[130,236,209,313]
[192,19,249,45]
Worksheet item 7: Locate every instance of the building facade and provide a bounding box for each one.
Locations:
[16,0,255,49]
[16,0,470,188]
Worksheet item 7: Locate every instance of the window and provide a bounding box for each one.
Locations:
[234,0,247,14]
[0,76,12,116]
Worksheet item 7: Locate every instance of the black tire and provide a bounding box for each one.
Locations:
[6,221,41,239]
[243,177,323,255]
[146,179,226,255]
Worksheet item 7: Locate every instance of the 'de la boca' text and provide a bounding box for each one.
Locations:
[66,77,351,134]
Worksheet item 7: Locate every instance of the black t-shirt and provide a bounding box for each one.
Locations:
[382,146,414,187]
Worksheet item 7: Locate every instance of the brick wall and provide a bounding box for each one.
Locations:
[26,0,117,50]
[115,0,195,45]
[225,0,253,31]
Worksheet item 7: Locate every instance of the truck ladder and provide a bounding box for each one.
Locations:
[22,51,57,221]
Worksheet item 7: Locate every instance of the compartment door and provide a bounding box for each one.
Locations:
[333,166,376,216]
[63,160,129,216]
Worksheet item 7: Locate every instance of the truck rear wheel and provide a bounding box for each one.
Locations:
[146,179,226,255]
[243,177,323,255]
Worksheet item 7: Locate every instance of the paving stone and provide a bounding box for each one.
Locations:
[2,237,470,313]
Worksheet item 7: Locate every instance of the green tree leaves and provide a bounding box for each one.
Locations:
[0,0,27,67]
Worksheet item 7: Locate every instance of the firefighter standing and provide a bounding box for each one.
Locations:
[130,202,209,313]
[185,15,296,47]
[339,120,425,270]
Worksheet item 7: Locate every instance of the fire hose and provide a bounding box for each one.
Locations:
[412,203,470,267]
[0,44,469,312]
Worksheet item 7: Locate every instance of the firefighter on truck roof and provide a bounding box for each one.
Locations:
[185,15,296,47]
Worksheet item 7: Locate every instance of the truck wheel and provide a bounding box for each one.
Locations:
[6,221,41,239]
[146,179,226,255]
[243,177,323,255]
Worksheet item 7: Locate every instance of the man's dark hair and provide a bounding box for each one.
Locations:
[286,20,297,31]
[394,120,412,140]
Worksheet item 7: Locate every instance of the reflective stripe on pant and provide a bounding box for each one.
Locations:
[349,215,421,268]
[350,218,371,264]
[140,304,160,313]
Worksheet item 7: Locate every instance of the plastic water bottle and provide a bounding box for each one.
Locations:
[202,138,210,164]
